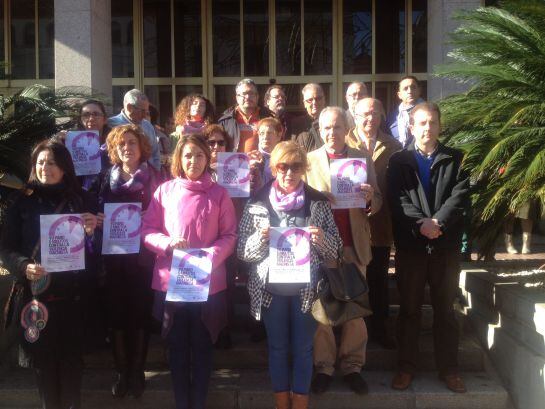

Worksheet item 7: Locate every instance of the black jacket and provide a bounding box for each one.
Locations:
[387,142,469,251]
[218,105,273,151]
[0,185,98,299]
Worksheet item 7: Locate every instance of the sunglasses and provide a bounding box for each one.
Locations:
[207,140,226,147]
[276,162,304,173]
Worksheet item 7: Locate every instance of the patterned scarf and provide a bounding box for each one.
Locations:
[110,162,150,194]
[269,180,305,212]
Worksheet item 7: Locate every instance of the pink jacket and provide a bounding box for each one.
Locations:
[142,172,237,295]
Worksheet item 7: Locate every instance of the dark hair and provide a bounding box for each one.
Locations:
[398,76,420,90]
[264,85,286,103]
[149,104,160,125]
[202,124,233,152]
[78,99,110,143]
[28,139,82,196]
[174,94,215,126]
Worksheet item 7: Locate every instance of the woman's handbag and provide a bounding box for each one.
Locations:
[311,251,370,326]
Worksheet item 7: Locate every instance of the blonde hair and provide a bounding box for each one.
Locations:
[269,141,308,176]
[170,134,213,178]
[257,117,283,135]
[106,124,152,166]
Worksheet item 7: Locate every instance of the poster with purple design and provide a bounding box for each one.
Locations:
[39,214,85,272]
[102,202,142,255]
[166,249,213,302]
[217,152,250,197]
[330,158,367,209]
[269,227,311,283]
[66,130,101,176]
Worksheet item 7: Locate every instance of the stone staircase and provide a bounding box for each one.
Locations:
[0,272,513,409]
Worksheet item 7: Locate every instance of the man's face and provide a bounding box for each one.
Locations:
[355,99,382,137]
[236,84,258,112]
[397,78,421,107]
[302,87,325,120]
[346,83,368,114]
[410,108,440,147]
[320,110,347,152]
[126,99,150,124]
[265,88,286,115]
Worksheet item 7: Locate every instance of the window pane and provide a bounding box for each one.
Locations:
[376,0,405,74]
[304,0,332,75]
[343,0,372,75]
[38,0,54,79]
[214,85,234,116]
[213,0,241,76]
[143,0,171,78]
[275,0,301,76]
[112,85,134,115]
[412,0,427,73]
[11,0,36,79]
[0,1,4,79]
[145,85,173,128]
[112,0,134,78]
[243,0,269,76]
[174,0,202,77]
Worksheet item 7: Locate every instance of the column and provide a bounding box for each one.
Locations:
[427,0,482,101]
[54,0,112,104]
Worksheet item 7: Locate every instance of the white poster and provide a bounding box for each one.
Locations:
[166,249,213,302]
[40,214,85,272]
[268,227,311,284]
[217,152,250,198]
[66,130,101,176]
[330,158,367,209]
[102,203,142,255]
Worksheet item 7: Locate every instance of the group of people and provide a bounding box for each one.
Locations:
[0,76,469,409]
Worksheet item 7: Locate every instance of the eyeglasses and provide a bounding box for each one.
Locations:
[236,92,257,98]
[131,105,150,115]
[207,140,226,147]
[81,112,104,119]
[304,96,324,104]
[355,111,381,119]
[276,162,304,173]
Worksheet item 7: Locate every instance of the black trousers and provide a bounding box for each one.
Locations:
[395,248,460,375]
[366,246,391,332]
[27,299,84,409]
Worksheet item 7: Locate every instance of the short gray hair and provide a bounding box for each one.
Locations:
[236,78,257,94]
[123,89,148,107]
[319,106,348,130]
[346,82,367,96]
[301,83,324,96]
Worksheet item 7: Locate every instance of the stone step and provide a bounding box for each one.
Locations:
[0,368,512,409]
[84,326,483,372]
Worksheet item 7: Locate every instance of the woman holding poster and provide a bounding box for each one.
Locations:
[142,134,236,409]
[0,139,98,409]
[90,124,161,399]
[237,141,342,409]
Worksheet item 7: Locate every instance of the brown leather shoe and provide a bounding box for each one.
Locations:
[291,393,309,409]
[439,374,467,393]
[391,371,413,390]
[274,391,291,409]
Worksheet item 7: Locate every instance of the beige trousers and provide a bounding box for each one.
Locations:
[313,246,369,375]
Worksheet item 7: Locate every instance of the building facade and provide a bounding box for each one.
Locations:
[0,0,483,125]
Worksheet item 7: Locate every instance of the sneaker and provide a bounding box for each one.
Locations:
[343,372,368,395]
[311,373,332,395]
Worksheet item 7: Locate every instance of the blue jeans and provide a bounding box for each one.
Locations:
[167,303,213,409]
[262,295,317,394]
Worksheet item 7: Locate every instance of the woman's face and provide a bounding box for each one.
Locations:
[116,132,142,169]
[189,98,207,120]
[80,103,106,132]
[36,149,64,185]
[275,160,304,194]
[258,124,281,154]
[181,142,208,180]
[207,131,227,163]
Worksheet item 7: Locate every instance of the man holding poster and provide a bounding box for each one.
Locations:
[305,107,382,396]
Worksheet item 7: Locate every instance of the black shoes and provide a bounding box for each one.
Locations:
[128,369,146,398]
[311,373,332,395]
[111,372,128,398]
[343,372,369,395]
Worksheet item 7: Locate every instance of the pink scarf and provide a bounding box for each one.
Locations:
[269,180,305,211]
